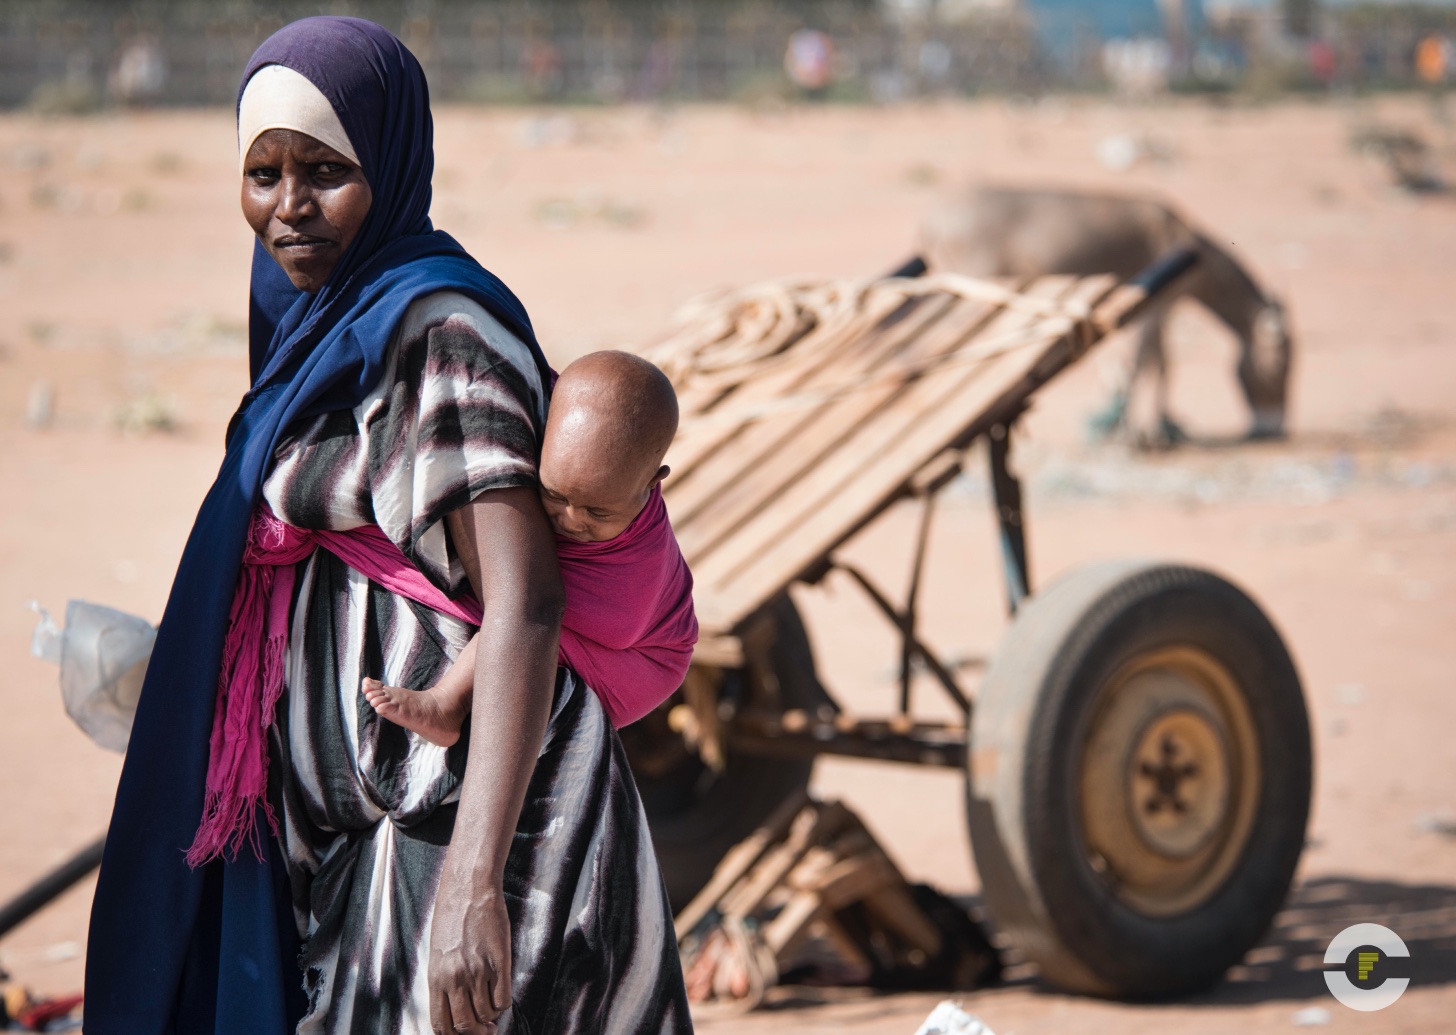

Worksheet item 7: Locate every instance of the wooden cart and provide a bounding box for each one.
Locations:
[622,250,1313,999]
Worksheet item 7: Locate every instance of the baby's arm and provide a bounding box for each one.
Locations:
[361,635,479,748]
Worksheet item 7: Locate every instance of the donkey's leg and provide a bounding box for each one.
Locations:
[1135,309,1190,446]
[1085,317,1149,442]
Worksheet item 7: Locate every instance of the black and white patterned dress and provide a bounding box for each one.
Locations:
[261,291,692,1035]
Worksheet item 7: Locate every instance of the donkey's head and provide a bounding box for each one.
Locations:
[1239,296,1294,439]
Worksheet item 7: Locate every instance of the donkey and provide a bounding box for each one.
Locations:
[921,187,1293,443]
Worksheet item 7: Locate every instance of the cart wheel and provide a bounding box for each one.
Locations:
[623,595,827,910]
[966,560,1311,998]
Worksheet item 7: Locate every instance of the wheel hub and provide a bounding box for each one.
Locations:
[1078,647,1260,917]
[1127,709,1230,858]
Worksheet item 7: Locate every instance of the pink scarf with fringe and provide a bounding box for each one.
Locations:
[189,495,696,866]
[187,505,483,866]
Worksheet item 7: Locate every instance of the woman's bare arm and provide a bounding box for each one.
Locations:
[429,486,563,1035]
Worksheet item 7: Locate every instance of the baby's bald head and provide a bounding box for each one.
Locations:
[538,351,679,542]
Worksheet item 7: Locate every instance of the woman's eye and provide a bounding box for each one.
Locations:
[315,162,348,176]
[247,166,279,180]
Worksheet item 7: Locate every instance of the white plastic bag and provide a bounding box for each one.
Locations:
[31,600,155,753]
[912,1001,996,1035]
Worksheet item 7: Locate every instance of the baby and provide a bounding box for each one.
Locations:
[363,350,698,745]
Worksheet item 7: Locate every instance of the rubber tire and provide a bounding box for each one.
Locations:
[966,560,1312,999]
[625,595,827,910]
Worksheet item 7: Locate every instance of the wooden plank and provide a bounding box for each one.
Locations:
[693,275,1118,632]
[648,282,815,406]
[665,277,980,420]
[674,789,808,940]
[664,293,947,507]
[660,280,845,416]
[862,882,945,957]
[664,290,950,494]
[686,274,1079,578]
[701,274,1115,619]
[666,285,906,427]
[720,802,851,920]
[670,292,1006,546]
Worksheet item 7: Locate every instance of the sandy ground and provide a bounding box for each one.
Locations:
[1,96,1454,1032]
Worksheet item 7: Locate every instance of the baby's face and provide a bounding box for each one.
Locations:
[538,448,652,543]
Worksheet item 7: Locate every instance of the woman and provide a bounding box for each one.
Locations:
[85,18,692,1035]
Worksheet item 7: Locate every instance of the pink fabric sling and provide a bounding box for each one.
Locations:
[556,484,697,729]
[189,491,696,865]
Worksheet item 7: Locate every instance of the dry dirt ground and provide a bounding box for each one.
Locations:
[1,97,1454,1033]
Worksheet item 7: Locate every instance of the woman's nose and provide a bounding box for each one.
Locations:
[274,174,317,225]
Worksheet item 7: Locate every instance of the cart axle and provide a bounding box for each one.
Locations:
[728,710,967,769]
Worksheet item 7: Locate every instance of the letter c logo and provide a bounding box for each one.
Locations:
[1324,923,1409,1011]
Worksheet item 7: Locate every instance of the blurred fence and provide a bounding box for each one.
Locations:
[1,0,1454,111]
[0,0,1042,110]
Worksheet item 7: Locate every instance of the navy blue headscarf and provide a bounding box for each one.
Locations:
[85,19,551,1034]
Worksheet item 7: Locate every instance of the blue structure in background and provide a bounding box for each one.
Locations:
[1023,0,1182,66]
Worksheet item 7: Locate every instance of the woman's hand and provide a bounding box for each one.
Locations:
[427,486,562,1035]
[428,877,512,1035]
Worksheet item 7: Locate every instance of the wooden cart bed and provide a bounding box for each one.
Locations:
[646,256,1193,644]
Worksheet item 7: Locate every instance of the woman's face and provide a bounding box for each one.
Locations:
[241,129,372,293]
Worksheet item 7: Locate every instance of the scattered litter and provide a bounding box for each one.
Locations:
[1349,124,1446,195]
[904,162,941,187]
[75,146,104,171]
[946,441,1456,512]
[518,114,578,149]
[34,942,79,965]
[1415,813,1456,838]
[30,599,154,753]
[0,941,81,965]
[113,393,177,435]
[1327,717,1347,737]
[122,313,247,355]
[1095,132,1176,171]
[1335,683,1365,707]
[24,380,54,429]
[535,197,578,230]
[28,183,60,210]
[1292,1005,1331,1026]
[8,142,52,171]
[0,978,83,1032]
[149,151,183,174]
[533,193,646,230]
[913,1000,996,1035]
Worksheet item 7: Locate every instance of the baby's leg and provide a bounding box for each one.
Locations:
[361,638,477,748]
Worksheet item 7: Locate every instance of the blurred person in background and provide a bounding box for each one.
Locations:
[785,28,836,98]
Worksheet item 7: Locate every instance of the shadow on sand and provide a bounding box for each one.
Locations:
[1192,874,1456,1005]
[742,875,1456,1012]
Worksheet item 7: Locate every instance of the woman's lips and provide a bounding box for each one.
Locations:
[274,235,336,255]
